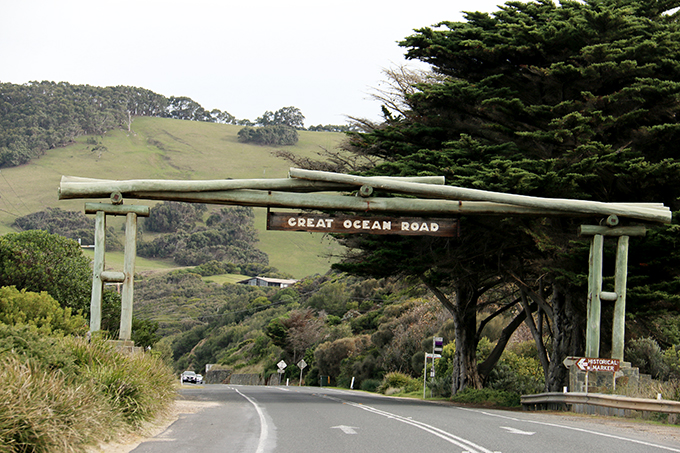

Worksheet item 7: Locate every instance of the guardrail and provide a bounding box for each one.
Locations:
[521,392,680,417]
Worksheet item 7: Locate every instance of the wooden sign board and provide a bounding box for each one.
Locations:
[267,212,459,237]
[575,357,620,373]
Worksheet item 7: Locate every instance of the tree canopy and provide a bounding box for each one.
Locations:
[0,230,92,314]
[333,0,680,393]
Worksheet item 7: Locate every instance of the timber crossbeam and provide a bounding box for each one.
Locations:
[58,168,672,223]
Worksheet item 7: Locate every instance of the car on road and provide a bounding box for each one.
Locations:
[196,374,203,384]
[181,371,197,383]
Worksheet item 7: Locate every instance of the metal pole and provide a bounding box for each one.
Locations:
[423,354,428,399]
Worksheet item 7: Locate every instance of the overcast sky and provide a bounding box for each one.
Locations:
[1,0,507,126]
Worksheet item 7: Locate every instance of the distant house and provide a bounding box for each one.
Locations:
[237,276,298,288]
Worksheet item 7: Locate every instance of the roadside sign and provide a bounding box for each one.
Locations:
[574,357,620,372]
[563,356,579,368]
[277,360,287,370]
[297,359,307,370]
[425,353,442,359]
[433,337,443,353]
[267,211,459,237]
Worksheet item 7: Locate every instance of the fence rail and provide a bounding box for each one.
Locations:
[521,392,680,416]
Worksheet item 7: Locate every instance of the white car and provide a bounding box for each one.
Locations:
[196,374,203,384]
[181,371,197,383]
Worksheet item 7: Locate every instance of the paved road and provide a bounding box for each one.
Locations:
[132,385,680,453]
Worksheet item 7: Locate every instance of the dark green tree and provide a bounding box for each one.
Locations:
[333,0,680,393]
[0,230,92,314]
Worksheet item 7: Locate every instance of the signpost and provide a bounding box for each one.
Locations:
[277,360,287,385]
[575,357,620,373]
[563,356,621,392]
[267,211,459,237]
[424,337,444,398]
[297,359,307,386]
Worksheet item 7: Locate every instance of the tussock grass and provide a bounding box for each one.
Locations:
[0,355,120,453]
[0,327,177,452]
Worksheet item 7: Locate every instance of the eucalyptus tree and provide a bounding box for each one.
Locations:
[335,0,680,393]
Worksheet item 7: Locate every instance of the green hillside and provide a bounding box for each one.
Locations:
[0,117,343,278]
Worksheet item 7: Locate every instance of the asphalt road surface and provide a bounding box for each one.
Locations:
[131,385,680,453]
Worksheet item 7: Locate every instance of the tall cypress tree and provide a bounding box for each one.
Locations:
[335,0,680,392]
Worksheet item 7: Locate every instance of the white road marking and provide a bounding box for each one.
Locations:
[500,426,535,435]
[234,388,270,453]
[316,393,499,453]
[332,425,359,434]
[461,407,680,452]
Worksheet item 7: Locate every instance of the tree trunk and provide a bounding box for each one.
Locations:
[547,284,585,391]
[423,279,483,394]
[450,283,483,393]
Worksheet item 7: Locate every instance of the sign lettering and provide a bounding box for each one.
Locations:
[268,212,459,237]
[575,357,620,372]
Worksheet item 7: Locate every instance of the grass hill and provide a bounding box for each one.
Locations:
[0,117,344,278]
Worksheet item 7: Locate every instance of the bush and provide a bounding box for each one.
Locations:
[377,371,421,394]
[487,348,545,395]
[0,355,120,453]
[626,337,669,379]
[360,379,382,392]
[0,328,176,452]
[451,388,521,407]
[237,125,298,146]
[0,286,87,335]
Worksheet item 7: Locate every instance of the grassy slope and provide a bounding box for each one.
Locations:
[0,117,343,278]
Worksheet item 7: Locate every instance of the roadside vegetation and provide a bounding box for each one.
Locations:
[2,0,680,449]
[0,290,175,453]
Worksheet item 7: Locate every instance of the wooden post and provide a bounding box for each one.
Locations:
[579,225,644,361]
[612,236,630,361]
[84,203,148,338]
[119,212,138,341]
[90,211,106,333]
[586,234,604,358]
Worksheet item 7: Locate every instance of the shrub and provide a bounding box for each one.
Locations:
[360,379,382,392]
[0,354,121,453]
[487,349,545,395]
[626,337,669,379]
[237,125,298,145]
[451,388,521,407]
[377,371,421,394]
[0,286,87,335]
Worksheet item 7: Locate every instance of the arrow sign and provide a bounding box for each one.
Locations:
[500,426,535,436]
[575,357,620,372]
[331,425,358,435]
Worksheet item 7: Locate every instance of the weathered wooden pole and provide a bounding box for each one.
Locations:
[586,234,604,358]
[90,211,106,333]
[288,168,672,224]
[58,175,445,198]
[119,212,138,341]
[84,203,149,340]
[578,224,645,360]
[612,235,630,361]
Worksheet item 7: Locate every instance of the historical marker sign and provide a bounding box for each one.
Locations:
[267,211,459,237]
[575,357,620,372]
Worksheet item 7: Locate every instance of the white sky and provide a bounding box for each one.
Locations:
[1,0,506,126]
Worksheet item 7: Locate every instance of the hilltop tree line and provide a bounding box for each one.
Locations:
[0,81,353,168]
